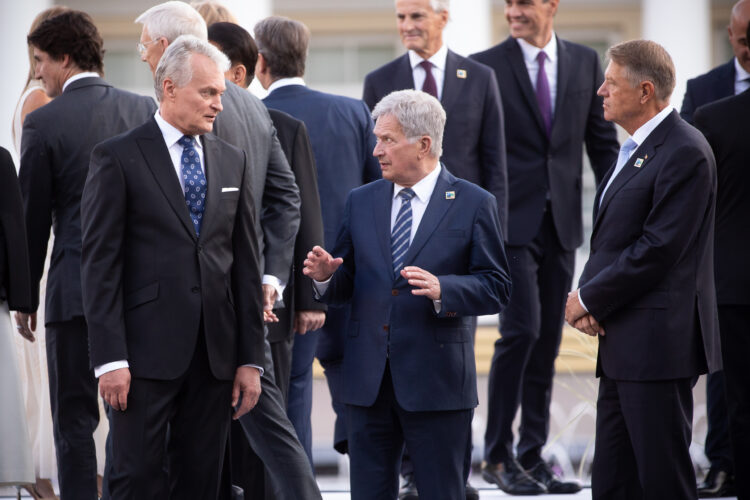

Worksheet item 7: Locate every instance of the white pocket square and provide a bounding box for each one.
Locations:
[221,187,239,192]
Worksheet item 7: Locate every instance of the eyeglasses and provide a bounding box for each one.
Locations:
[137,39,160,55]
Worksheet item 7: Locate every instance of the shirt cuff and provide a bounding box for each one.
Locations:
[263,274,286,307]
[95,360,129,378]
[242,364,264,376]
[578,290,589,313]
[312,276,331,298]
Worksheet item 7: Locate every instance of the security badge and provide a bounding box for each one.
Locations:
[456,69,467,79]
[445,191,456,199]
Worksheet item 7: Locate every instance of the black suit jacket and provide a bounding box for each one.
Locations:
[472,37,619,250]
[694,90,750,305]
[19,76,157,322]
[266,109,326,343]
[578,111,721,381]
[680,60,735,125]
[0,147,32,312]
[362,50,508,236]
[81,119,265,381]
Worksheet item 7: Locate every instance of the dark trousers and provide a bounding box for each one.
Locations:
[719,304,750,500]
[704,370,732,472]
[592,375,697,500]
[108,331,232,500]
[46,317,99,500]
[484,211,574,466]
[347,364,472,500]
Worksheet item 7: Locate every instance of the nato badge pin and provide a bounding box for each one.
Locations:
[445,191,456,200]
[634,158,644,168]
[456,69,467,79]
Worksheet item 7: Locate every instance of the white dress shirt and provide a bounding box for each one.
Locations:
[408,44,448,101]
[517,36,558,116]
[267,76,306,94]
[734,57,750,95]
[62,71,100,93]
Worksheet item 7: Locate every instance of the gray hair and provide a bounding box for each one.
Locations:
[394,0,449,13]
[372,89,446,158]
[606,40,675,102]
[136,1,207,43]
[154,34,229,102]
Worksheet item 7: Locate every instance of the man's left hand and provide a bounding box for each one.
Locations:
[262,284,279,323]
[565,289,587,326]
[574,313,606,337]
[402,266,441,301]
[232,366,261,420]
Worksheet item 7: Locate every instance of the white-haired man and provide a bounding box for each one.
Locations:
[81,36,264,499]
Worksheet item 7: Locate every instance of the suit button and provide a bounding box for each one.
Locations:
[191,286,201,293]
[391,289,399,296]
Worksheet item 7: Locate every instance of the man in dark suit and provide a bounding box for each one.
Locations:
[208,21,326,500]
[254,15,381,462]
[81,36,265,499]
[470,0,619,494]
[694,41,750,498]
[133,5,320,500]
[565,40,722,500]
[304,89,511,500]
[15,11,156,499]
[680,3,750,494]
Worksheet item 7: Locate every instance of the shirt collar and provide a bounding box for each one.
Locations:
[408,43,448,72]
[267,77,306,94]
[516,34,558,65]
[630,105,674,148]
[154,109,202,151]
[393,163,442,203]
[62,72,100,92]
[735,57,750,83]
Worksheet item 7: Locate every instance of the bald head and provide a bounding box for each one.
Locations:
[729,0,750,72]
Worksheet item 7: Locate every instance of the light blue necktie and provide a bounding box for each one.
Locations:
[178,135,207,236]
[600,137,637,205]
[391,188,416,275]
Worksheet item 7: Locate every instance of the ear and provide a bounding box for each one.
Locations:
[163,77,177,101]
[417,135,433,158]
[60,54,72,68]
[229,64,247,87]
[640,80,656,104]
[255,53,267,75]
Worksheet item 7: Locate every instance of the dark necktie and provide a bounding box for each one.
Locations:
[419,60,438,99]
[535,51,552,136]
[178,135,207,236]
[391,188,416,275]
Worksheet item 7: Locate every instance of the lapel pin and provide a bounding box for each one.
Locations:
[445,191,456,200]
[634,158,644,168]
[644,154,648,159]
[456,69,467,79]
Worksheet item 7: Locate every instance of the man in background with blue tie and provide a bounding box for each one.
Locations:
[471,0,619,494]
[304,89,511,500]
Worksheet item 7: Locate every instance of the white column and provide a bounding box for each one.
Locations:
[642,0,711,111]
[443,0,492,57]
[0,0,52,161]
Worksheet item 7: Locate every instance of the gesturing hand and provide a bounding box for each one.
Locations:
[401,266,441,301]
[302,246,343,282]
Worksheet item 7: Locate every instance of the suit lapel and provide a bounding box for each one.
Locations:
[396,54,416,90]
[505,38,547,138]
[371,181,394,271]
[136,119,197,241]
[551,37,570,139]
[198,134,223,242]
[440,51,464,113]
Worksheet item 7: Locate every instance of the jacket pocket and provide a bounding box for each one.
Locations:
[435,326,471,343]
[124,282,159,310]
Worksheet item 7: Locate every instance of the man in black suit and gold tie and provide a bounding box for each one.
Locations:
[565,40,722,499]
[81,36,265,499]
[471,0,618,494]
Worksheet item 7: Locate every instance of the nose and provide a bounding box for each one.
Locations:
[597,82,607,97]
[505,2,520,18]
[213,96,223,113]
[373,140,383,157]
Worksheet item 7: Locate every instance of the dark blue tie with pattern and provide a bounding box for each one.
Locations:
[391,188,416,275]
[178,135,207,236]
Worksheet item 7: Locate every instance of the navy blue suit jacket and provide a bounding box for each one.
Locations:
[471,37,619,251]
[680,60,735,125]
[320,168,511,412]
[578,111,721,381]
[263,85,381,248]
[362,50,508,236]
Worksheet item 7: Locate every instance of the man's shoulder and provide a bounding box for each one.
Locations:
[470,37,515,65]
[696,89,750,124]
[222,81,266,113]
[447,50,496,81]
[687,60,734,89]
[364,54,409,82]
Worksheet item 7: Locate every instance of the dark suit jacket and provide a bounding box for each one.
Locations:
[471,37,619,251]
[19,76,157,322]
[362,50,508,235]
[320,168,511,412]
[0,147,32,312]
[680,60,735,125]
[213,81,300,285]
[264,85,381,249]
[694,90,750,305]
[81,119,265,381]
[266,109,326,343]
[578,111,721,381]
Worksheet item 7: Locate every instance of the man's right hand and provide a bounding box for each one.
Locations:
[100,367,131,411]
[302,246,343,282]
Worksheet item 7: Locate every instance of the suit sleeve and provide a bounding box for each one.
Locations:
[261,125,301,285]
[290,121,327,312]
[479,69,509,236]
[583,53,619,185]
[18,114,53,312]
[579,144,715,321]
[438,195,512,317]
[81,143,129,368]
[360,101,382,183]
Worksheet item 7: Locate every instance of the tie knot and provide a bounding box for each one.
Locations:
[536,51,547,66]
[178,135,195,148]
[398,188,416,202]
[419,60,433,71]
[621,137,637,155]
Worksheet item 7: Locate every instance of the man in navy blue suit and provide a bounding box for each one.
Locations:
[254,15,381,462]
[304,89,511,500]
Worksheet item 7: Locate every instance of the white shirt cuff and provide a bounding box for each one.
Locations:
[312,276,331,297]
[578,291,589,313]
[242,364,264,376]
[95,360,129,378]
[263,274,286,307]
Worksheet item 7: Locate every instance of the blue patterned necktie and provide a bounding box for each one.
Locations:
[178,135,207,236]
[391,188,416,275]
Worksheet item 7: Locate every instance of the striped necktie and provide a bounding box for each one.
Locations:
[391,188,416,275]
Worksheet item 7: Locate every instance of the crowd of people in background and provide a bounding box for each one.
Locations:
[0,0,748,499]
